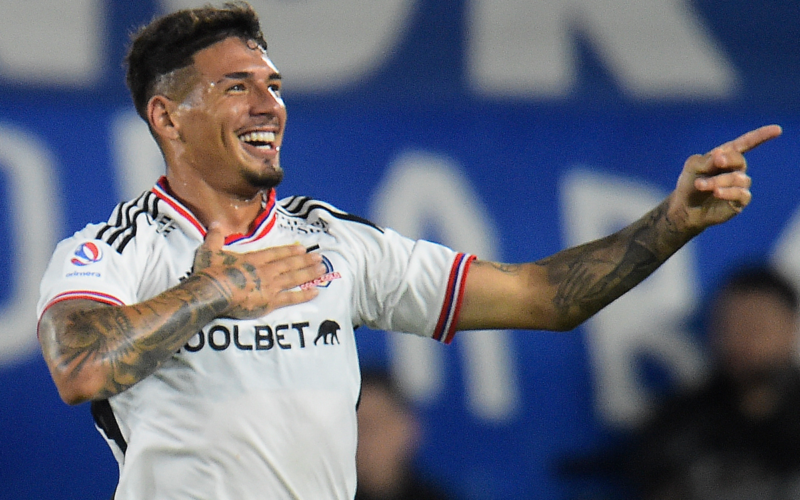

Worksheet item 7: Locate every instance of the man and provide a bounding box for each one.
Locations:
[355,369,454,500]
[36,2,781,499]
[624,265,800,499]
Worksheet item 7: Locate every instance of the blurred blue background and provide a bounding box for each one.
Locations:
[1,1,799,498]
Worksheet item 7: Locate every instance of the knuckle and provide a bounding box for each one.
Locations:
[688,153,706,162]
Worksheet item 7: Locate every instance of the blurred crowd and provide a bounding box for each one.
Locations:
[355,368,456,500]
[561,262,800,500]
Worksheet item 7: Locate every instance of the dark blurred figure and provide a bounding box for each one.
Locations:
[625,264,800,500]
[355,369,455,500]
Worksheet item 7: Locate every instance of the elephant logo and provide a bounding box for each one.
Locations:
[314,320,341,345]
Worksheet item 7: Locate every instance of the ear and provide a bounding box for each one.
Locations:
[147,95,181,142]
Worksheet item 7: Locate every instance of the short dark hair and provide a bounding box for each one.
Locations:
[125,1,268,120]
[358,367,412,412]
[716,264,798,313]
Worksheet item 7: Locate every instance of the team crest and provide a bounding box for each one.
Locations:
[301,255,341,290]
[70,242,103,266]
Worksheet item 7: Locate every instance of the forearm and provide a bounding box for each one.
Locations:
[536,195,694,329]
[40,273,230,404]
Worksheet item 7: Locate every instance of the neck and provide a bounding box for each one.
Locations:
[162,172,269,237]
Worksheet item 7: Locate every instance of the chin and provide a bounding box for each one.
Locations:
[243,168,283,190]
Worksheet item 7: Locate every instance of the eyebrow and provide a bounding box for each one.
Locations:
[217,71,282,83]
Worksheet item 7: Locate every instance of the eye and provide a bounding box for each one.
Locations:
[227,83,246,93]
[269,84,282,97]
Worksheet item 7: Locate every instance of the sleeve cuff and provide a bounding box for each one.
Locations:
[432,253,476,344]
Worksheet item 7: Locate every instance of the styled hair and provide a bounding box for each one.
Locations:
[125,1,267,120]
[358,368,412,412]
[716,264,798,313]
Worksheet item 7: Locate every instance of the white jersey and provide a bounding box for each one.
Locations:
[37,177,474,500]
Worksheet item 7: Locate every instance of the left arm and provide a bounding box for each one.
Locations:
[456,124,783,332]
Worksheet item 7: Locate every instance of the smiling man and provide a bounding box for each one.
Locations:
[36,2,781,499]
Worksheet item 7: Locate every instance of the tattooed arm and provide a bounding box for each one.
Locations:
[39,278,228,404]
[457,198,686,331]
[456,125,782,332]
[38,224,325,405]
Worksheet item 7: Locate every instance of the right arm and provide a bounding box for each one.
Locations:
[456,125,782,333]
[39,224,325,405]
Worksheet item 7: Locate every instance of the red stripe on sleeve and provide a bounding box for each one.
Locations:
[433,253,476,343]
[442,255,476,344]
[432,255,463,340]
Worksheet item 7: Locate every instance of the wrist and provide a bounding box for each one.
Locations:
[188,271,232,316]
[665,192,704,241]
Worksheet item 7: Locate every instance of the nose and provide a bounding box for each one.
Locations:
[251,81,284,116]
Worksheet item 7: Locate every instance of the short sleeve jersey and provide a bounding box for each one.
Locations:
[37,178,474,500]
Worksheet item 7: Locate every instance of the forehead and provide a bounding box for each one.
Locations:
[714,289,795,320]
[191,36,279,80]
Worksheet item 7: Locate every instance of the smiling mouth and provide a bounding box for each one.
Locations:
[238,131,277,150]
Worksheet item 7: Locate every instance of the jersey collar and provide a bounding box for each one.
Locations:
[151,176,278,245]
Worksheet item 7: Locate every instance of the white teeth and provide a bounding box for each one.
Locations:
[238,131,275,146]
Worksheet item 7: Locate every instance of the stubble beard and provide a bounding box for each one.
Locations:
[242,163,284,191]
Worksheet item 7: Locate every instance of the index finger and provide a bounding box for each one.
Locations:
[713,124,783,155]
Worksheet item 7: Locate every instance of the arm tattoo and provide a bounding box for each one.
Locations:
[242,263,261,291]
[224,267,248,290]
[535,199,687,323]
[487,262,522,274]
[54,273,229,399]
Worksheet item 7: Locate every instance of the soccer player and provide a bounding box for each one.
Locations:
[36,2,781,499]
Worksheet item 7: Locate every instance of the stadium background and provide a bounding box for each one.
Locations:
[1,1,799,498]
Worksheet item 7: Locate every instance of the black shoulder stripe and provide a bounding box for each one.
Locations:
[116,195,160,253]
[95,200,128,241]
[95,192,149,241]
[321,206,383,232]
[104,200,143,246]
[90,400,127,455]
[280,195,310,213]
[95,192,158,254]
[280,196,383,233]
